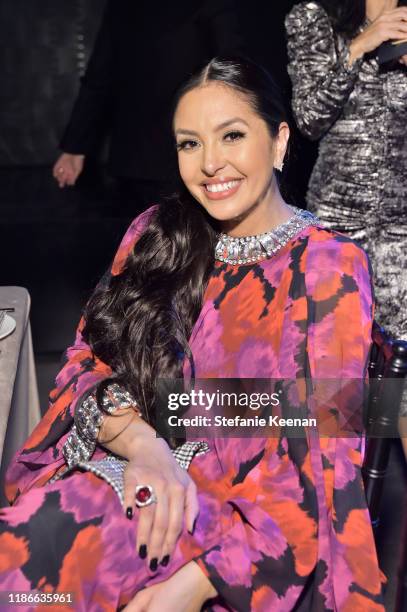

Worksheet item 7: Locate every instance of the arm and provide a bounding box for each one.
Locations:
[5,207,157,503]
[285,2,362,140]
[59,0,115,155]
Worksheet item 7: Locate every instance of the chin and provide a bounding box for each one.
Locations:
[197,198,250,223]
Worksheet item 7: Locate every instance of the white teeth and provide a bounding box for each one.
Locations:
[206,180,240,193]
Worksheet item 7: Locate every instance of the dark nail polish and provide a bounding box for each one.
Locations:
[160,554,170,567]
[188,517,197,535]
[149,558,158,572]
[126,507,133,520]
[139,544,147,559]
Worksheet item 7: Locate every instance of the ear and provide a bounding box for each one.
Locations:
[273,122,290,172]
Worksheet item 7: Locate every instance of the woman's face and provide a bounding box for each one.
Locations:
[173,82,289,229]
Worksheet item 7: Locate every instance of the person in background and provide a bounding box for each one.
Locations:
[285,0,407,341]
[52,0,243,213]
[286,1,407,458]
[1,57,385,611]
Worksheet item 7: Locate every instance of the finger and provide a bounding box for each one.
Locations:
[389,27,407,39]
[383,7,407,20]
[384,14,407,28]
[184,480,199,533]
[147,485,169,569]
[381,25,407,42]
[160,481,186,562]
[135,503,156,560]
[393,7,407,17]
[123,473,138,518]
[63,168,76,186]
[57,176,68,189]
[53,166,65,181]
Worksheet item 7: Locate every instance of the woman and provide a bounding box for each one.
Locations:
[285,0,407,341]
[0,57,384,611]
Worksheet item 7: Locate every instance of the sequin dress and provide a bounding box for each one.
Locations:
[0,207,385,611]
[285,1,407,339]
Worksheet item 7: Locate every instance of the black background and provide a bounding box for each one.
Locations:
[0,0,316,352]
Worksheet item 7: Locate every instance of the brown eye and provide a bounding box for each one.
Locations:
[224,130,245,142]
[176,139,199,151]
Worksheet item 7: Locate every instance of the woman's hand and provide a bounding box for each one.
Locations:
[348,7,407,64]
[52,152,85,188]
[123,436,199,569]
[97,406,199,567]
[123,561,217,612]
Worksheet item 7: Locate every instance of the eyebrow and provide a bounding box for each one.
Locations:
[175,117,249,136]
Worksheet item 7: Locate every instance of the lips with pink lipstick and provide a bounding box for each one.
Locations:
[201,177,244,200]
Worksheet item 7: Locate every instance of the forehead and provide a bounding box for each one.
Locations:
[174,82,256,129]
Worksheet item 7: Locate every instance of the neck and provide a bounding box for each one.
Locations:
[366,0,397,21]
[220,178,293,237]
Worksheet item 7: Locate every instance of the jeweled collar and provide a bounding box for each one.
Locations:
[214,206,319,265]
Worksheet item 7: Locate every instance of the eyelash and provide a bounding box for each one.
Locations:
[176,130,246,151]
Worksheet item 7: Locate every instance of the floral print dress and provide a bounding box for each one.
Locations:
[0,207,385,611]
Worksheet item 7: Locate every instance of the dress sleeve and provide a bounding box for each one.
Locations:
[303,234,385,606]
[191,235,379,609]
[285,1,362,140]
[4,207,157,504]
[303,234,375,510]
[59,0,115,155]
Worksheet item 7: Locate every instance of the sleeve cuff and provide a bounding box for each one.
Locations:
[62,383,138,468]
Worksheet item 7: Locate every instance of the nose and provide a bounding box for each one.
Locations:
[201,142,226,176]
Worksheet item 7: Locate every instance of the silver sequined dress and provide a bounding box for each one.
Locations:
[286,1,407,339]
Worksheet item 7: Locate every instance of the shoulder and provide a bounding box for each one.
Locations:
[111,204,159,276]
[303,225,370,271]
[299,226,372,302]
[285,1,332,35]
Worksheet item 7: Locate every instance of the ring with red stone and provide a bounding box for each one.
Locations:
[135,485,158,508]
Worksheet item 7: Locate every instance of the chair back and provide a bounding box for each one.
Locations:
[362,322,407,529]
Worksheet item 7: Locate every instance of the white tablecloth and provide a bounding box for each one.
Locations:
[0,286,41,504]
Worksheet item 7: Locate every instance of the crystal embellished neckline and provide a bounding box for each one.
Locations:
[214,206,319,265]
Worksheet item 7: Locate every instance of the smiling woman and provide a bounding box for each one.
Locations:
[173,63,291,236]
[0,57,385,612]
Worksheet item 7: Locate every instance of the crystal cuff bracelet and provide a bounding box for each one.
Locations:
[62,441,210,505]
[54,383,211,501]
[62,383,139,469]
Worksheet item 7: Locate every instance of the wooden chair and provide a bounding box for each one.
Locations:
[362,322,407,610]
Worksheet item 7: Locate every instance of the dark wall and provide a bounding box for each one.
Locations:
[0,0,106,165]
[0,0,305,167]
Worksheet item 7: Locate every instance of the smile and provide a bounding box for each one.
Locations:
[203,179,243,200]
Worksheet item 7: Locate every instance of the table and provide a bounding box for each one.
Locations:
[0,286,41,505]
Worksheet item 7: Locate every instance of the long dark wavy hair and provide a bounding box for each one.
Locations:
[82,56,287,443]
[318,0,366,36]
